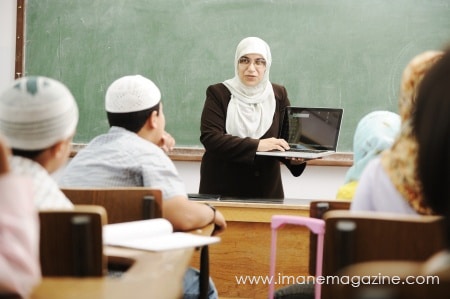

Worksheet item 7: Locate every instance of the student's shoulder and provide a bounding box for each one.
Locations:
[360,156,381,172]
[207,83,229,94]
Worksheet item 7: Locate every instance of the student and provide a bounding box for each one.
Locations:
[414,48,450,274]
[0,76,78,210]
[351,50,443,214]
[59,74,226,299]
[199,36,306,199]
[275,51,443,299]
[336,110,400,200]
[332,50,450,298]
[0,133,41,298]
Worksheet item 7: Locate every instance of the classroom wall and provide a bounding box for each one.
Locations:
[3,3,347,200]
[0,0,17,92]
[175,160,348,200]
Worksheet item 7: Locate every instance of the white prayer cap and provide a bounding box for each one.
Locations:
[105,75,161,113]
[0,76,79,150]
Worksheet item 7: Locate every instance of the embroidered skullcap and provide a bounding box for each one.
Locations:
[0,76,79,150]
[105,75,161,113]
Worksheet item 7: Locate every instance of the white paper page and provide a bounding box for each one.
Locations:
[103,218,173,245]
[110,232,220,251]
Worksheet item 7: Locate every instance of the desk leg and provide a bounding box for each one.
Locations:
[199,245,209,299]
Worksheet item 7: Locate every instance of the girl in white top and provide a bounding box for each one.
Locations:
[352,51,443,215]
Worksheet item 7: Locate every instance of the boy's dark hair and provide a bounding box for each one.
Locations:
[107,102,160,133]
[12,148,45,159]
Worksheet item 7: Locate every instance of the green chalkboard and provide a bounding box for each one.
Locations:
[24,0,450,151]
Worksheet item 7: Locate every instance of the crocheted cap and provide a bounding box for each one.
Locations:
[105,75,161,113]
[0,76,79,150]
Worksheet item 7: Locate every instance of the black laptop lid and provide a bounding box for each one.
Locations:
[280,107,343,151]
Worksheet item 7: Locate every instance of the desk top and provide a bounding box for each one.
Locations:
[191,197,315,222]
[31,246,194,299]
[190,196,313,208]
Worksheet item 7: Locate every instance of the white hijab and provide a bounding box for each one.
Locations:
[223,37,276,138]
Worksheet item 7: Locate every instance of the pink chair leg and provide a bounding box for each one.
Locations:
[268,227,278,299]
[269,215,325,299]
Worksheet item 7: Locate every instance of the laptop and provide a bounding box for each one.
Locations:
[256,107,344,159]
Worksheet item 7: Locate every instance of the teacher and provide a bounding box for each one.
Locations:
[199,37,306,199]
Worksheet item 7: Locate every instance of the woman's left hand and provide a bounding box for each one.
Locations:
[159,131,176,153]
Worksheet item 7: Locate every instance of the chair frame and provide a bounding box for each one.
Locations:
[269,215,325,299]
[61,187,162,223]
[39,205,107,277]
[268,204,445,299]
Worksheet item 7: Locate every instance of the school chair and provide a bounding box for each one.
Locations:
[39,205,107,277]
[321,210,446,298]
[268,200,351,299]
[269,215,326,299]
[330,259,450,299]
[61,187,212,299]
[60,187,162,223]
[309,200,351,275]
[268,208,445,299]
[322,210,446,274]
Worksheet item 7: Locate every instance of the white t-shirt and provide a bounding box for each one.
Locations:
[11,156,73,210]
[351,157,418,215]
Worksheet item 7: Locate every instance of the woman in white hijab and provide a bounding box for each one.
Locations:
[199,37,306,199]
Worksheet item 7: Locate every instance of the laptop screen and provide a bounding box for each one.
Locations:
[280,107,343,151]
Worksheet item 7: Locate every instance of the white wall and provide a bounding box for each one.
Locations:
[175,160,348,200]
[0,0,17,92]
[2,3,348,199]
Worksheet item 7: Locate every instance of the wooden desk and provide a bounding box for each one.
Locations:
[31,246,194,299]
[191,198,313,299]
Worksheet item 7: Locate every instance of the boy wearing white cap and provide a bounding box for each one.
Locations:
[59,75,226,299]
[0,76,78,209]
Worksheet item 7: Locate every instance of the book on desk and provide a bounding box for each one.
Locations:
[103,218,220,251]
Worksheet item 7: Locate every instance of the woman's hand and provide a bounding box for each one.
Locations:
[257,137,290,152]
[158,131,176,153]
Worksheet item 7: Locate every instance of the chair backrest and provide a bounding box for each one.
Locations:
[61,187,163,224]
[321,210,446,298]
[331,260,450,299]
[39,205,107,277]
[309,200,351,275]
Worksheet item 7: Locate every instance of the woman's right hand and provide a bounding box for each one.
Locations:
[257,137,290,152]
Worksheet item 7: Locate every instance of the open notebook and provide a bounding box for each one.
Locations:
[103,218,220,251]
[256,107,343,159]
